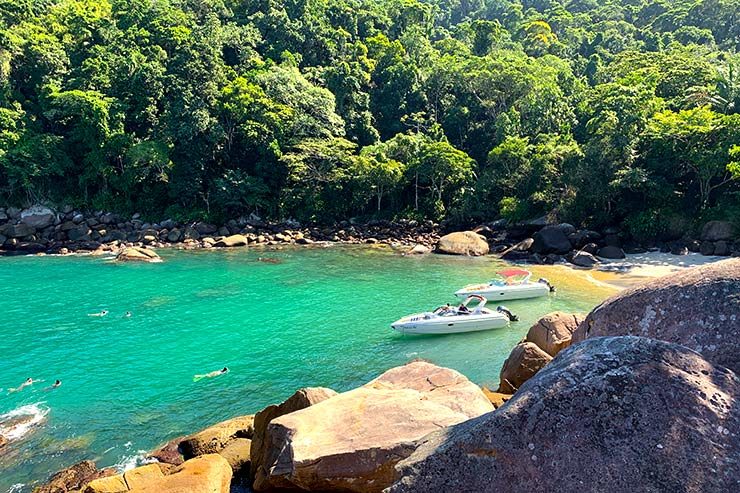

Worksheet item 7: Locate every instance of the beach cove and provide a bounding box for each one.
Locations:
[0,246,728,491]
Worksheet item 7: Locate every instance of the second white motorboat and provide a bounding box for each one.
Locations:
[455,268,555,301]
[391,295,517,335]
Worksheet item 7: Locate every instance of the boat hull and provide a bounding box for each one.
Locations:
[391,314,509,335]
[455,283,550,301]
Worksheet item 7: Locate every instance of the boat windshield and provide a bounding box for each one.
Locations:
[489,268,531,286]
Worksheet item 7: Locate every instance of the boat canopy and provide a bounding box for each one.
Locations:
[490,268,532,286]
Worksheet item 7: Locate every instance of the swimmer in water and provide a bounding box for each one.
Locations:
[193,367,229,382]
[9,377,42,393]
[88,310,109,317]
[124,311,132,318]
[43,380,62,391]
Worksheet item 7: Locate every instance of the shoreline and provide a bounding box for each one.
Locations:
[2,206,738,264]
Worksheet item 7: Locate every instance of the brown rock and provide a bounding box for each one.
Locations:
[148,436,186,466]
[180,415,254,459]
[123,464,164,488]
[86,454,231,493]
[497,342,553,394]
[115,246,162,263]
[573,258,740,373]
[83,474,127,493]
[34,461,114,493]
[218,438,251,477]
[251,387,338,485]
[525,312,585,357]
[213,234,248,247]
[481,388,512,409]
[255,361,494,492]
[389,337,740,493]
[435,231,489,256]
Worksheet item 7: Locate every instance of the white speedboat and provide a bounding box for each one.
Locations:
[455,268,555,301]
[391,295,517,335]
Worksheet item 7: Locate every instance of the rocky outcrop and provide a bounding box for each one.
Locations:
[20,205,56,229]
[573,258,740,373]
[34,461,115,493]
[531,224,573,254]
[255,362,493,492]
[213,234,248,247]
[525,312,584,357]
[85,454,232,493]
[481,388,512,409]
[115,247,162,263]
[390,336,740,493]
[596,245,626,259]
[701,220,735,241]
[435,231,489,256]
[497,342,552,393]
[218,438,251,478]
[568,250,599,268]
[180,415,254,459]
[148,436,186,466]
[251,387,338,487]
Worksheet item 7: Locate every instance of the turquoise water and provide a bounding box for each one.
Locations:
[0,246,617,491]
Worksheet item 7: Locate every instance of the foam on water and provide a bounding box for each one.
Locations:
[0,403,49,441]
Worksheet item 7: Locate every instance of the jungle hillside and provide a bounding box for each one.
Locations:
[1,0,739,238]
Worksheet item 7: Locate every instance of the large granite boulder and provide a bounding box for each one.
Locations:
[531,224,573,254]
[435,231,489,256]
[115,247,162,263]
[497,342,552,393]
[573,258,740,373]
[213,234,248,247]
[390,336,740,493]
[251,387,338,486]
[525,312,585,357]
[85,454,232,493]
[701,220,735,241]
[180,415,254,459]
[255,362,493,492]
[21,205,55,229]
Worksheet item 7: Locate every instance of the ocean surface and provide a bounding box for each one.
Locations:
[0,245,621,491]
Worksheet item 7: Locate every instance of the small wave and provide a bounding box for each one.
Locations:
[113,450,156,472]
[0,403,49,441]
[7,484,25,493]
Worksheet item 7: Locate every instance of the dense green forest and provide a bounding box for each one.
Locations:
[1,0,739,236]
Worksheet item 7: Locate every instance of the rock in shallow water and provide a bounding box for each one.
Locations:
[255,361,493,492]
[435,231,489,256]
[115,246,162,263]
[573,257,740,373]
[389,336,740,493]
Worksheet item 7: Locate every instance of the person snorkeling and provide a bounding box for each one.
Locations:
[8,377,42,393]
[88,310,108,317]
[43,380,62,391]
[193,367,229,382]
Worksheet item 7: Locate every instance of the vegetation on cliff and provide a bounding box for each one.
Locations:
[1,0,739,236]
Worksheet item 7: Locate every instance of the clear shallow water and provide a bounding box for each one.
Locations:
[0,246,618,490]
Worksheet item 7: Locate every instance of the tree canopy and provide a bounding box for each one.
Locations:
[1,0,739,231]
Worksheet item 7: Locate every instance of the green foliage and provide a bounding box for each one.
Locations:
[0,0,738,230]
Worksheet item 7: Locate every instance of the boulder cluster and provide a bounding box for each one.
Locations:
[0,205,439,255]
[435,218,739,266]
[33,259,740,493]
